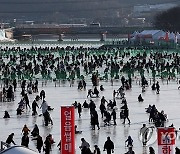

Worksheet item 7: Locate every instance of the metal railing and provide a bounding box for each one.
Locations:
[0,141,10,152]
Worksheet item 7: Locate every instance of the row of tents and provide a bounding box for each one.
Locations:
[129,30,180,44]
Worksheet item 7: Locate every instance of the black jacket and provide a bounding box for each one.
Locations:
[104,139,114,150]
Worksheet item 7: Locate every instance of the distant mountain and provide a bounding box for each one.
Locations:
[0,0,179,25]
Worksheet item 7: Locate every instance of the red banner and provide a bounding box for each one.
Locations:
[158,127,175,154]
[61,106,75,154]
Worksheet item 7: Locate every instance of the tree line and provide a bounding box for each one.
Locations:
[154,6,180,32]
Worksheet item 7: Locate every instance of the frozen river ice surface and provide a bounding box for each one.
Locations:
[1,79,180,154]
[0,43,180,154]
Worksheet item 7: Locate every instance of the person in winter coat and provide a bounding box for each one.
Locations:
[149,105,157,123]
[82,79,86,89]
[78,81,83,90]
[93,87,99,97]
[125,136,133,147]
[94,145,101,154]
[100,102,106,118]
[34,80,39,93]
[57,140,61,151]
[40,100,48,115]
[21,133,29,147]
[79,138,90,154]
[47,134,55,144]
[149,146,155,154]
[40,90,46,100]
[156,81,160,94]
[78,103,82,118]
[125,147,135,154]
[3,111,10,118]
[89,100,96,114]
[103,136,114,154]
[87,89,93,98]
[101,96,108,105]
[111,109,117,125]
[31,124,39,137]
[82,100,89,108]
[44,135,51,154]
[32,134,43,153]
[100,85,104,91]
[140,124,149,146]
[13,79,17,92]
[91,110,100,130]
[32,100,39,116]
[121,76,125,88]
[6,133,16,146]
[138,94,144,102]
[122,108,131,124]
[43,110,53,126]
[151,83,156,91]
[104,111,111,126]
[82,146,92,154]
[175,147,180,154]
[6,85,13,101]
[79,138,90,148]
[75,125,82,134]
[24,93,31,109]
[22,124,30,135]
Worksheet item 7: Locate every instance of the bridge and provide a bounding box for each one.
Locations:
[13,24,152,41]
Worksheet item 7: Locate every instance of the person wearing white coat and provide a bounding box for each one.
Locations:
[40,100,48,115]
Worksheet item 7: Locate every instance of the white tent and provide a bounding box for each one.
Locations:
[0,29,6,40]
[177,32,180,42]
[0,146,38,154]
[129,30,180,44]
[129,31,139,40]
[138,30,165,40]
[168,32,175,40]
[0,29,15,42]
[130,30,165,42]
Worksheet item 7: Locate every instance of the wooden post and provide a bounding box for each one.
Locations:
[58,34,63,41]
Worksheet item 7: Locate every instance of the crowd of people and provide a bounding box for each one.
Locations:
[2,78,54,154]
[0,45,179,83]
[1,45,180,154]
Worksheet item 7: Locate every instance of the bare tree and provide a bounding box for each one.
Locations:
[153,6,180,32]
